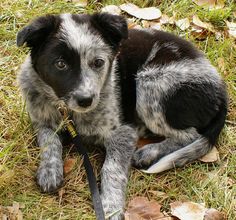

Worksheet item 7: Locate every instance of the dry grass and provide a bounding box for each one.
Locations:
[0,0,235,219]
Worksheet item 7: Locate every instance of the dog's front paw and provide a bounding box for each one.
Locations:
[36,161,64,193]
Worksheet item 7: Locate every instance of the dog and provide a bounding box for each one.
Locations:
[17,13,228,219]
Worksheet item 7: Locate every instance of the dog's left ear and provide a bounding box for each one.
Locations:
[91,13,128,49]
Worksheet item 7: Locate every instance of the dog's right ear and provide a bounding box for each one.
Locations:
[91,13,128,49]
[17,15,59,48]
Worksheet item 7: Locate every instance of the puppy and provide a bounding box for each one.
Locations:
[17,13,227,219]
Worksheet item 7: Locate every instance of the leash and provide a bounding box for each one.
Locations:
[58,106,105,220]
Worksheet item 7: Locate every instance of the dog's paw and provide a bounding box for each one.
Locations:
[107,213,124,220]
[102,197,124,220]
[36,161,64,193]
[132,146,158,169]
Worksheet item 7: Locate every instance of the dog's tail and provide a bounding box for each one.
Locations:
[142,136,211,173]
[143,101,227,174]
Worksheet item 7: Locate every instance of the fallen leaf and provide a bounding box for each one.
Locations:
[193,0,225,9]
[125,197,166,219]
[171,201,226,220]
[63,158,77,174]
[72,0,87,7]
[150,23,162,30]
[191,26,209,40]
[175,18,190,31]
[101,5,121,15]
[125,212,144,220]
[192,15,214,32]
[199,147,220,162]
[0,202,24,220]
[217,57,226,72]
[226,21,236,39]
[141,20,151,28]
[225,177,235,187]
[204,208,226,220]
[160,14,170,24]
[137,136,165,148]
[171,201,206,220]
[127,18,140,29]
[120,3,162,20]
[148,190,167,197]
[141,20,162,30]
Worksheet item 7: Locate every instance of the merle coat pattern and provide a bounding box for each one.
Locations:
[17,13,227,220]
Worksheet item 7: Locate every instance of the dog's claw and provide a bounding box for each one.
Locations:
[36,162,64,193]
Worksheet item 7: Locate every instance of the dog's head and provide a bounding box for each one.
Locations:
[17,13,128,113]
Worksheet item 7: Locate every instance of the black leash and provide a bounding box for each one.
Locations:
[59,106,105,220]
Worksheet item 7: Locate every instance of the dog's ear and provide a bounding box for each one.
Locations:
[17,15,59,48]
[91,13,128,48]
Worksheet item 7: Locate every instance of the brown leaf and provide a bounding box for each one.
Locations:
[171,202,226,220]
[101,5,121,15]
[171,201,206,220]
[125,197,167,219]
[160,14,170,24]
[192,15,214,32]
[125,212,144,220]
[137,136,165,148]
[148,190,167,197]
[127,19,136,29]
[120,3,162,20]
[199,147,220,162]
[193,0,225,9]
[0,202,24,220]
[175,18,190,31]
[191,26,209,40]
[63,158,77,174]
[204,208,226,220]
[226,21,236,39]
[217,57,226,72]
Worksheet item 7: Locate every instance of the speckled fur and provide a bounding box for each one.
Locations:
[17,13,227,219]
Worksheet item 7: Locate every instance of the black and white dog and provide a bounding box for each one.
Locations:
[17,13,228,219]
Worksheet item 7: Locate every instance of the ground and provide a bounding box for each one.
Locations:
[0,0,235,219]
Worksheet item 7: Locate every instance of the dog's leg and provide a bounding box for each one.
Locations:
[36,127,64,193]
[101,125,137,220]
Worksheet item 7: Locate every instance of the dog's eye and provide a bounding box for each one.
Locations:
[93,58,105,69]
[55,60,67,70]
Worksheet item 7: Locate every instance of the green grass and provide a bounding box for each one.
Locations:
[0,0,236,219]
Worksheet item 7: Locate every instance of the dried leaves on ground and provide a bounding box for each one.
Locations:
[124,197,170,220]
[125,197,226,220]
[0,202,24,220]
[170,201,226,220]
[101,2,234,41]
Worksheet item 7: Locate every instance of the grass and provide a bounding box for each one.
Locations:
[0,0,236,219]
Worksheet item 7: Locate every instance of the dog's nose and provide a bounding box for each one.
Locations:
[76,95,93,108]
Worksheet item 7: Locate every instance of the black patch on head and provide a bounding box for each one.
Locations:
[17,15,60,49]
[90,13,128,50]
[33,39,82,97]
[163,82,228,144]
